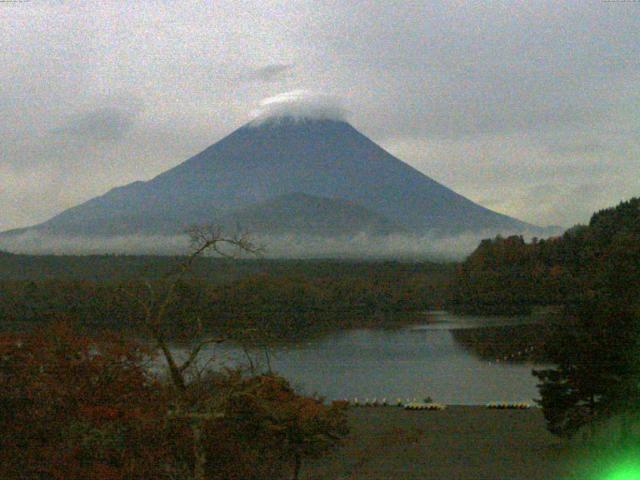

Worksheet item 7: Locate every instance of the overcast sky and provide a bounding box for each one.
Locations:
[2,0,639,232]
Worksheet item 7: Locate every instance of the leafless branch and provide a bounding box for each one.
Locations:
[115,223,262,480]
[119,224,261,394]
[178,337,225,374]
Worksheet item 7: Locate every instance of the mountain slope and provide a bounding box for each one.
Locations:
[218,193,405,236]
[3,117,538,240]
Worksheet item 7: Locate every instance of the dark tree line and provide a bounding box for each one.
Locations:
[0,264,451,341]
[533,198,640,440]
[456,197,640,439]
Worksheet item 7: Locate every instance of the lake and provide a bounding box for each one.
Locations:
[169,311,550,405]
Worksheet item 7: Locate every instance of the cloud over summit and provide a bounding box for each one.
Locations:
[249,90,349,124]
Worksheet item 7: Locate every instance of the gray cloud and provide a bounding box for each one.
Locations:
[0,0,639,233]
[245,63,294,82]
[51,106,139,142]
[545,142,610,156]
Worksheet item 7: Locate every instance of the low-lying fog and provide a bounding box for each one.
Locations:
[0,229,551,260]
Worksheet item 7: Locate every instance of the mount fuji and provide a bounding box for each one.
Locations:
[1,93,551,255]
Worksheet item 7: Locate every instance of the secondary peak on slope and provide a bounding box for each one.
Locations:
[0,90,553,256]
[248,90,348,126]
[218,192,405,236]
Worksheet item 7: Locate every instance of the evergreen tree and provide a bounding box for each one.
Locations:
[533,197,640,440]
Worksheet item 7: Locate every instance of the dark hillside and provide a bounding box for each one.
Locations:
[451,197,640,314]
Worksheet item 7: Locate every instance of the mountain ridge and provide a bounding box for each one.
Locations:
[1,117,550,254]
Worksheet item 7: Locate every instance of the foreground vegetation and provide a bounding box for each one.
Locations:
[1,230,353,480]
[0,322,348,480]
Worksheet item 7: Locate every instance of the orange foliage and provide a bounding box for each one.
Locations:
[198,372,349,480]
[0,324,349,480]
[0,322,169,480]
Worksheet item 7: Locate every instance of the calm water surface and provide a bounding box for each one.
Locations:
[171,311,549,405]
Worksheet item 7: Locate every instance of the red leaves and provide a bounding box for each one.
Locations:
[87,463,124,480]
[217,372,349,459]
[79,405,121,422]
[1,325,349,480]
[0,322,168,480]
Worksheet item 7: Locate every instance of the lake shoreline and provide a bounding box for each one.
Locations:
[158,312,551,405]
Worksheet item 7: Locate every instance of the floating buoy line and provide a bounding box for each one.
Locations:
[492,345,537,364]
[485,402,531,409]
[337,398,532,410]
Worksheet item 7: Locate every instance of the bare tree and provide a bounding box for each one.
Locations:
[120,225,261,480]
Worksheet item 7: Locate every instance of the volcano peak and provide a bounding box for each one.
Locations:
[0,108,547,255]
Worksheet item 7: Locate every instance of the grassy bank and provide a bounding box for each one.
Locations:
[305,406,572,479]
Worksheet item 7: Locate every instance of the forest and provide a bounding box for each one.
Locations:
[0,256,453,341]
[451,197,640,315]
[455,198,640,441]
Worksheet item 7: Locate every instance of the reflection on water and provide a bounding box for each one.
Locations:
[410,310,538,331]
[168,311,550,405]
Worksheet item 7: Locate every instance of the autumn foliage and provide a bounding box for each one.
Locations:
[0,322,348,479]
[191,372,349,479]
[0,322,168,479]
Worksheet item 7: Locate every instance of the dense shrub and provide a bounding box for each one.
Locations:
[0,323,348,479]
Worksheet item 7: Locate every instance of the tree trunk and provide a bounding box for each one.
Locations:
[292,453,301,480]
[159,339,187,391]
[264,346,273,374]
[242,345,256,375]
[193,420,207,480]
